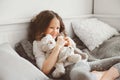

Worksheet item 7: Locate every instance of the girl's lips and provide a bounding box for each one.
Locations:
[51,33,59,39]
[52,35,57,39]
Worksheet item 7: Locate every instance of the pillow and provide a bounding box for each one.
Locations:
[0,43,19,57]
[0,43,49,80]
[72,18,119,51]
[15,39,37,66]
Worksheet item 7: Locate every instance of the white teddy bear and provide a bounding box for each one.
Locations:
[40,34,88,78]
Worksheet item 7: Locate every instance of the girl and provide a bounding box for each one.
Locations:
[28,10,120,80]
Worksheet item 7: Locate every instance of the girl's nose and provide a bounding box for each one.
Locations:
[53,29,58,33]
[52,29,59,35]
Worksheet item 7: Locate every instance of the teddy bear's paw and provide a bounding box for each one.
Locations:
[52,70,65,78]
[67,54,81,63]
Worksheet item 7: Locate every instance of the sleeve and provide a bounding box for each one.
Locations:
[33,41,46,70]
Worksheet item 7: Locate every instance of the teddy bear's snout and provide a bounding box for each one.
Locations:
[68,46,74,51]
[48,41,53,44]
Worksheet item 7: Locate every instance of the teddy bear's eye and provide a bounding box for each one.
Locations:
[48,41,53,44]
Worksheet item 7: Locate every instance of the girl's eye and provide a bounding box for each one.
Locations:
[57,27,60,29]
[50,27,54,29]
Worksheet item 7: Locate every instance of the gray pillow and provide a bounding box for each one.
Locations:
[15,39,37,66]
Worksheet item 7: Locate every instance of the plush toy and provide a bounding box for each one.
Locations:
[40,34,88,78]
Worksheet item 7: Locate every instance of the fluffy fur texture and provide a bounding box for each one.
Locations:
[40,34,88,78]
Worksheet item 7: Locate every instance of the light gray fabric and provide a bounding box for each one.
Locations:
[90,35,120,80]
[70,61,96,80]
[91,35,120,59]
[89,56,120,71]
[70,56,120,80]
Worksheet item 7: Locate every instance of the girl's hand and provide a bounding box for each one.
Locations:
[64,37,71,46]
[56,36,65,48]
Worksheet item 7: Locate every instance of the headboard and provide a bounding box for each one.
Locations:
[0,15,92,48]
[0,23,28,48]
[0,15,120,48]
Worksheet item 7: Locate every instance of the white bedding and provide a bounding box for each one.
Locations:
[0,43,49,80]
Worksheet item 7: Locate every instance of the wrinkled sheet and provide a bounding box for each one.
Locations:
[90,35,120,59]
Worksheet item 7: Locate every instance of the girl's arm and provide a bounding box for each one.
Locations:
[41,36,65,74]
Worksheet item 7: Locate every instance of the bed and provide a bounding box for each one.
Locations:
[0,15,120,80]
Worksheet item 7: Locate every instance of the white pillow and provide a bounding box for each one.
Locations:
[0,43,19,57]
[72,18,119,51]
[0,43,49,80]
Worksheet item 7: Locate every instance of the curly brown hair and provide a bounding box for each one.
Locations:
[28,10,66,43]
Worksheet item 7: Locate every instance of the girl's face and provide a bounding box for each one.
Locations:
[45,17,60,39]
